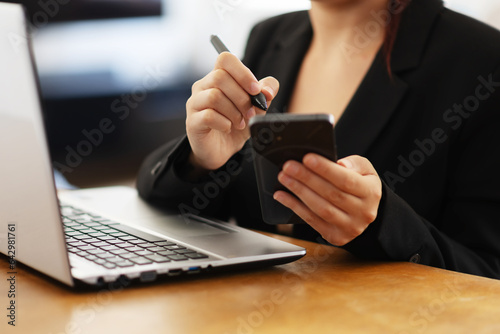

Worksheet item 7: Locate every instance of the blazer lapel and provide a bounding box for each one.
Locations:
[256,12,313,115]
[253,0,444,159]
[335,55,408,158]
[335,0,444,158]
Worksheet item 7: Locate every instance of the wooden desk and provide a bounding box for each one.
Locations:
[2,234,500,334]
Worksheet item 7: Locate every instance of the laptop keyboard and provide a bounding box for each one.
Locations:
[61,205,209,270]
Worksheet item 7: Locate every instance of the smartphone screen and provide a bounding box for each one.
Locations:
[249,114,337,225]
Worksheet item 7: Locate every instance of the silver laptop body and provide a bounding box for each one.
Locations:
[0,2,305,287]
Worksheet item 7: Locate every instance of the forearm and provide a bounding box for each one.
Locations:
[343,182,500,279]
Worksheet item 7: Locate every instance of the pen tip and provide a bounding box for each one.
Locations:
[251,93,268,111]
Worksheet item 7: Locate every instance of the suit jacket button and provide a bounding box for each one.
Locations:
[409,253,421,263]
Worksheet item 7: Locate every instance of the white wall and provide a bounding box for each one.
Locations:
[32,0,499,98]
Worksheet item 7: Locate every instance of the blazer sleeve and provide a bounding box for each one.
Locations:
[344,65,500,279]
[136,135,233,220]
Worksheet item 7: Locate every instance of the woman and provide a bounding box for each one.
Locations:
[137,0,500,278]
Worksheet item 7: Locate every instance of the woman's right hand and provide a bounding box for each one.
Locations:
[185,52,279,171]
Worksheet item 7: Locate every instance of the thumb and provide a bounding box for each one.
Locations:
[259,76,280,105]
[338,155,378,176]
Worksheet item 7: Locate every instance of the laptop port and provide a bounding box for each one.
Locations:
[168,269,182,276]
[139,271,157,282]
[187,266,201,274]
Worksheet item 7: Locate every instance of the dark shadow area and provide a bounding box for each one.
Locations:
[45,86,191,188]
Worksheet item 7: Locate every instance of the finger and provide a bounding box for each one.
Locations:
[192,69,256,121]
[281,160,361,212]
[187,108,233,134]
[188,88,246,130]
[302,154,370,198]
[337,155,379,177]
[214,53,261,96]
[273,190,351,246]
[258,76,280,115]
[277,170,350,224]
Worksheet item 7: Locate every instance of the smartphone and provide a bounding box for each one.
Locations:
[249,113,337,225]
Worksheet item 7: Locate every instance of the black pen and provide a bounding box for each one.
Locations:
[210,34,268,111]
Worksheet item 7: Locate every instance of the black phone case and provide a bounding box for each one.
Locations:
[249,114,337,225]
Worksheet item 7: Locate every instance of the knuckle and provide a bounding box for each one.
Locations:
[215,52,232,68]
[191,79,202,93]
[372,184,382,201]
[206,88,222,105]
[341,175,357,192]
[317,205,335,220]
[327,188,345,204]
[363,207,378,223]
[211,69,226,87]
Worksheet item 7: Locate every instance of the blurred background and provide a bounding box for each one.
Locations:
[7,0,500,188]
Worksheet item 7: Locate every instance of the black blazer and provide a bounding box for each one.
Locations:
[137,0,500,278]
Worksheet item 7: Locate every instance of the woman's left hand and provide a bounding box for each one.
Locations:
[274,154,382,246]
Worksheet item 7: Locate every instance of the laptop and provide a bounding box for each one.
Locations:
[0,2,306,288]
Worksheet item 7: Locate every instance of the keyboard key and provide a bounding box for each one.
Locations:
[155,241,176,246]
[118,253,136,259]
[149,246,168,252]
[125,246,144,252]
[145,254,171,263]
[175,249,196,254]
[185,253,209,259]
[97,235,115,241]
[113,232,129,238]
[87,249,105,255]
[97,221,119,226]
[118,236,138,241]
[134,250,153,256]
[106,239,124,244]
[81,222,102,228]
[65,231,83,237]
[67,241,87,247]
[67,247,78,253]
[137,243,157,248]
[87,232,107,238]
[166,245,186,251]
[102,245,120,251]
[73,234,93,240]
[110,249,129,255]
[157,250,177,256]
[96,253,115,259]
[107,257,126,263]
[100,228,119,234]
[115,242,134,248]
[92,241,110,247]
[167,254,189,261]
[115,261,134,268]
[84,238,103,244]
[102,263,117,269]
[129,257,153,265]
[78,245,97,251]
[89,225,109,231]
[127,239,144,245]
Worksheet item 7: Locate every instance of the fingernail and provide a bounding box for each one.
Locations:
[339,158,352,169]
[263,86,274,97]
[304,154,317,167]
[246,107,255,119]
[283,161,299,175]
[238,118,246,129]
[250,82,260,95]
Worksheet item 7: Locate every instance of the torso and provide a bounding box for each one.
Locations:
[277,40,380,236]
[287,44,379,123]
